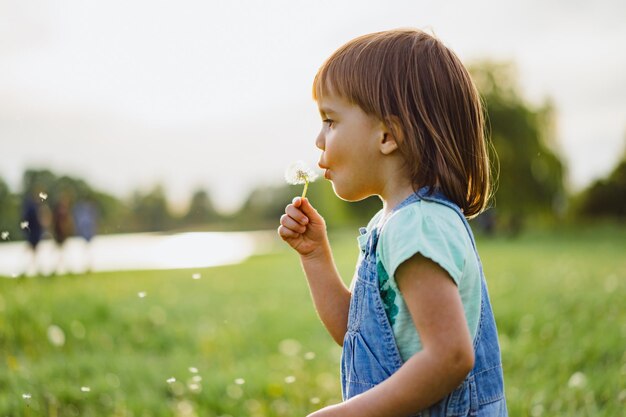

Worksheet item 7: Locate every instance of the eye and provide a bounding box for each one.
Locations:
[323,119,334,128]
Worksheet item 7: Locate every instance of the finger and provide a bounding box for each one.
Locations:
[285,205,309,226]
[280,213,307,234]
[277,225,299,240]
[299,198,322,220]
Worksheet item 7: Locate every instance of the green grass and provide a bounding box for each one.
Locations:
[0,225,625,416]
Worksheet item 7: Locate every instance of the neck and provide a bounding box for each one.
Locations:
[380,181,415,217]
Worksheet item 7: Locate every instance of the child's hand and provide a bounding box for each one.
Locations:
[278,197,328,257]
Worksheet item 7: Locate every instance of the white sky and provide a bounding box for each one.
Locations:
[1,0,625,212]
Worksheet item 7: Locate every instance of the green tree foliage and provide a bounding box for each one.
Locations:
[0,177,21,240]
[128,185,175,232]
[575,145,626,219]
[182,189,219,226]
[471,62,566,232]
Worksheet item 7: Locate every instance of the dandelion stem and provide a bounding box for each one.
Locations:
[301,180,309,199]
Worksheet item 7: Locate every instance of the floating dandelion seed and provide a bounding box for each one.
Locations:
[166,377,176,384]
[138,291,147,298]
[39,192,48,201]
[20,221,29,230]
[80,386,91,392]
[285,161,318,199]
[234,378,245,385]
[284,375,296,384]
[22,393,32,400]
[192,273,201,280]
[189,367,198,373]
[1,231,9,240]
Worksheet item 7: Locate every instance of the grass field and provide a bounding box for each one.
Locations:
[1,225,625,416]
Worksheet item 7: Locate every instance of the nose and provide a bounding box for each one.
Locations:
[315,129,325,151]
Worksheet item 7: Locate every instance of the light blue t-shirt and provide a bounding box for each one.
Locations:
[357,199,482,362]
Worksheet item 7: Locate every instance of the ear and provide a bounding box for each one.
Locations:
[378,116,403,155]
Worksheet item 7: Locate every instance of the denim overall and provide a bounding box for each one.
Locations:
[341,189,507,416]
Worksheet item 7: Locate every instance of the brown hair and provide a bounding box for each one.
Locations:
[312,29,492,218]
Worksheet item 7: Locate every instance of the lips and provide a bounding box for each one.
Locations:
[318,162,330,179]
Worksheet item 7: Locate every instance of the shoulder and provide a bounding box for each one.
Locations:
[378,200,471,285]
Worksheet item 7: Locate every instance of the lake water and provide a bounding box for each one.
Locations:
[0,231,277,277]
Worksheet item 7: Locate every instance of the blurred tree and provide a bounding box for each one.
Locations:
[470,62,567,233]
[575,140,626,219]
[0,177,21,242]
[129,185,175,232]
[182,189,219,226]
[19,169,130,236]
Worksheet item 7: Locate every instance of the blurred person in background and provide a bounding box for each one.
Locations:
[51,190,74,275]
[73,195,98,273]
[20,187,46,276]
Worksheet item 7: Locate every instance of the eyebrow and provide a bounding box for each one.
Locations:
[318,106,337,116]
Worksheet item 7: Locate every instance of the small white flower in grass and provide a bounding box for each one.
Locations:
[1,231,9,240]
[568,372,587,389]
[188,367,198,373]
[39,192,48,201]
[138,291,147,298]
[310,397,320,404]
[304,351,316,360]
[192,375,202,383]
[20,221,29,230]
[285,161,318,199]
[47,324,65,347]
[22,393,32,400]
[234,378,245,385]
[192,273,201,280]
[166,377,176,384]
[284,375,296,384]
[80,386,91,392]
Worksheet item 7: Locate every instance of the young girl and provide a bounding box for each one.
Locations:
[278,29,507,416]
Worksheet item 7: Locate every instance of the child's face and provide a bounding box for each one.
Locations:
[315,92,386,201]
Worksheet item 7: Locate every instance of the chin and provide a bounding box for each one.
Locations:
[331,183,372,202]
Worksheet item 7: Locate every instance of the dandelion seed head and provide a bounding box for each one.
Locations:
[234,378,245,385]
[310,397,320,404]
[188,366,198,373]
[304,351,316,360]
[22,393,32,400]
[284,375,296,384]
[80,386,91,392]
[138,291,147,298]
[20,221,29,230]
[167,377,176,384]
[568,371,587,389]
[39,192,48,201]
[285,161,318,185]
[192,375,202,383]
[192,273,201,280]
[1,231,9,240]
[47,324,66,347]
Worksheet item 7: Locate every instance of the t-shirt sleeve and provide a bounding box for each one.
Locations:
[377,204,467,286]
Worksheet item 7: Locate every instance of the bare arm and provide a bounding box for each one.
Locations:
[308,253,474,417]
[278,197,351,345]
